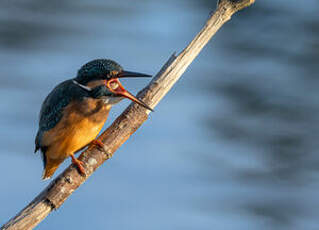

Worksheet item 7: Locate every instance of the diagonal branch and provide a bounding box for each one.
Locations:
[1,0,255,229]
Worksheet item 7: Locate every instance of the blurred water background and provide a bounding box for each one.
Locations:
[1,0,319,229]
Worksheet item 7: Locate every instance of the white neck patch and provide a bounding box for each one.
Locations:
[72,80,92,91]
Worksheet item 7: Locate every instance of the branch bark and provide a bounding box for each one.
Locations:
[1,0,254,229]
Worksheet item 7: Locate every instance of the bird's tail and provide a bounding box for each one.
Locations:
[42,156,63,180]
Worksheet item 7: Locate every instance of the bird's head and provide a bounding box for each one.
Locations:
[74,59,153,111]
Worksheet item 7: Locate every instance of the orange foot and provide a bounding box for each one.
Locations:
[90,139,112,159]
[91,139,105,149]
[71,154,85,175]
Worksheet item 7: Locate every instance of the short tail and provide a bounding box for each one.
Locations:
[42,156,64,180]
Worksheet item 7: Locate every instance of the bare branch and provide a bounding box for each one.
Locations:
[1,0,254,229]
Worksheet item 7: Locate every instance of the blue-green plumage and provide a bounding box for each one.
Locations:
[35,59,122,154]
[34,58,152,179]
[76,59,123,84]
[35,80,86,153]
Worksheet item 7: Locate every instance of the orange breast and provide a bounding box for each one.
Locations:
[42,98,110,160]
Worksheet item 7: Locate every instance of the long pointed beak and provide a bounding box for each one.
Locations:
[117,70,152,78]
[106,78,153,112]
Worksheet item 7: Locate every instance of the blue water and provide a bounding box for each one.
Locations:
[1,0,319,229]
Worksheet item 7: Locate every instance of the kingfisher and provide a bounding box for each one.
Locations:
[34,59,153,180]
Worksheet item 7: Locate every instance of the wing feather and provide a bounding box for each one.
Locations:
[34,80,88,152]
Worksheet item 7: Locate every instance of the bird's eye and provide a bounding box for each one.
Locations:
[109,81,119,90]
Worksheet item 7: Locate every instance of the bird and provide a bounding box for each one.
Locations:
[34,59,153,180]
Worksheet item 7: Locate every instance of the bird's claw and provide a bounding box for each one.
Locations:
[91,139,112,159]
[91,139,105,149]
[71,154,86,175]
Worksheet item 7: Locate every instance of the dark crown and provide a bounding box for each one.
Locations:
[75,59,123,84]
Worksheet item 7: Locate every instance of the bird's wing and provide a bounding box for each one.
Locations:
[34,80,89,152]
